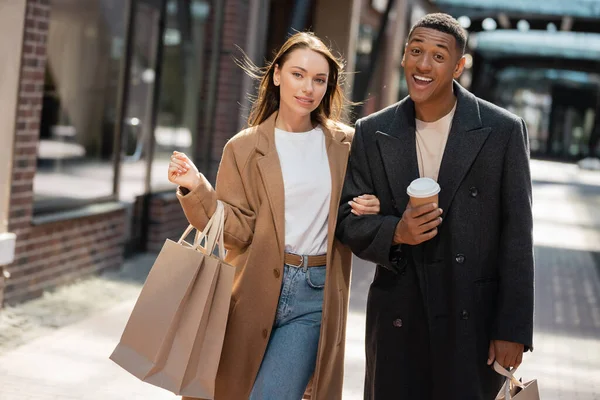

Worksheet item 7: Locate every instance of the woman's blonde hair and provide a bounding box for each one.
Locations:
[237,32,350,127]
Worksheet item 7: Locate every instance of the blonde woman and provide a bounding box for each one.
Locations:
[168,32,379,400]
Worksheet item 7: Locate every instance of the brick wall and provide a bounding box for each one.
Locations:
[147,193,188,253]
[3,0,126,306]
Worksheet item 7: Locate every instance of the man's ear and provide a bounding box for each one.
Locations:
[401,44,407,67]
[453,56,466,79]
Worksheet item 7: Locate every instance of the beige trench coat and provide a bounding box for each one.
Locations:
[177,112,354,400]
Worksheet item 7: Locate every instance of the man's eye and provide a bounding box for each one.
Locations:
[411,48,421,55]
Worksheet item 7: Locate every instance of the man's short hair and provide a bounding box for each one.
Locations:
[408,13,467,55]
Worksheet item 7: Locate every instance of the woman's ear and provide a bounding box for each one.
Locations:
[273,64,281,86]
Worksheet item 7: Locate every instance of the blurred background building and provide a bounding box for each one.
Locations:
[1,0,599,306]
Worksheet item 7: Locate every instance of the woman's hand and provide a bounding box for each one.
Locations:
[349,194,380,216]
[168,151,201,191]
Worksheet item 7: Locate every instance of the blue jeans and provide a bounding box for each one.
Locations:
[249,264,326,400]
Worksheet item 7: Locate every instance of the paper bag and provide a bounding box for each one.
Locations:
[494,361,540,400]
[111,201,234,398]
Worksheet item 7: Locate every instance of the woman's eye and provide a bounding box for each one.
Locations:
[292,72,302,78]
[315,78,326,84]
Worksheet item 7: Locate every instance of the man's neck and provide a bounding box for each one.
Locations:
[415,93,457,123]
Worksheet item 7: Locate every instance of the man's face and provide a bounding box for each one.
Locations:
[401,27,466,106]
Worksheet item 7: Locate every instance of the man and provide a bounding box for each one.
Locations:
[337,13,534,400]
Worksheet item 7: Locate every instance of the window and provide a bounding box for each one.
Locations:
[150,0,209,192]
[35,0,127,213]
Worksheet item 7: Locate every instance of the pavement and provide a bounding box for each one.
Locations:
[1,159,600,400]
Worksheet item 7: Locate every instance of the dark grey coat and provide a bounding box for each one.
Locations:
[337,82,534,400]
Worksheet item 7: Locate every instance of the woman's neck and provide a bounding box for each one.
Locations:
[275,106,313,132]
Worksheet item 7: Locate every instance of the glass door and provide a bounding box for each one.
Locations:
[119,0,164,202]
[150,0,210,192]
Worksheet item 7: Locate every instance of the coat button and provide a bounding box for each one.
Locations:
[470,187,478,197]
[461,310,470,320]
[273,269,280,278]
[262,329,268,339]
[392,318,403,328]
[455,254,465,264]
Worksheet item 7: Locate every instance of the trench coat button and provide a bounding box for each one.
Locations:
[392,318,403,328]
[273,269,280,278]
[461,310,470,320]
[455,254,465,264]
[262,329,268,339]
[469,187,479,197]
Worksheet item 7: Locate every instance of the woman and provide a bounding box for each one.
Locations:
[168,32,379,400]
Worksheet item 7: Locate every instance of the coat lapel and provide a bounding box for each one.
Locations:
[324,124,351,264]
[375,98,420,213]
[436,83,491,214]
[376,83,492,216]
[255,112,286,253]
[254,114,351,258]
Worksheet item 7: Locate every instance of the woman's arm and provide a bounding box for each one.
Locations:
[171,142,255,251]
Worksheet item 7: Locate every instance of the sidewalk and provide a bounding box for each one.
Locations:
[1,159,599,400]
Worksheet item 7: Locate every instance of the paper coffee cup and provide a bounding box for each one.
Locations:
[406,177,441,207]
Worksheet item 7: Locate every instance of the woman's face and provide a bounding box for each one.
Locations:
[273,48,330,118]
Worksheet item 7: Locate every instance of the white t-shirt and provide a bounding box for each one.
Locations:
[275,126,331,255]
[415,102,457,181]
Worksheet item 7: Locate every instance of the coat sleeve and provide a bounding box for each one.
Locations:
[177,140,255,251]
[493,117,534,350]
[336,119,402,271]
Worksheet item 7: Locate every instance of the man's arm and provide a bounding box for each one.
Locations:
[336,120,402,271]
[493,117,535,351]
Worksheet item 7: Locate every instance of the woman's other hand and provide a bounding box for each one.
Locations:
[349,194,380,216]
[168,151,201,191]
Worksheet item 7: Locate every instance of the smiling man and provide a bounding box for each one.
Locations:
[337,13,534,400]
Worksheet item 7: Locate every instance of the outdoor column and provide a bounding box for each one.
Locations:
[314,0,362,100]
[381,0,409,107]
[237,0,270,131]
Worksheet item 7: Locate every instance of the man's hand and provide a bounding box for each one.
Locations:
[393,203,443,245]
[487,340,524,369]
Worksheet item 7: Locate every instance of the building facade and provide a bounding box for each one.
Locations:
[2,0,416,307]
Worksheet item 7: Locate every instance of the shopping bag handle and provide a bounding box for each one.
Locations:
[177,223,205,246]
[493,361,525,389]
[205,201,225,259]
[192,200,226,259]
[177,206,219,246]
[176,201,224,258]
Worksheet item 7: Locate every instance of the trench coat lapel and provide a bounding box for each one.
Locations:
[255,112,286,254]
[254,114,351,258]
[375,98,420,214]
[323,124,351,265]
[437,83,491,214]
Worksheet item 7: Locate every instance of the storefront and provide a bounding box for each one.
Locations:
[0,0,249,306]
[1,0,372,307]
[470,30,600,161]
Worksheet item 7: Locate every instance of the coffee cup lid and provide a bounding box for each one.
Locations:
[406,177,441,198]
